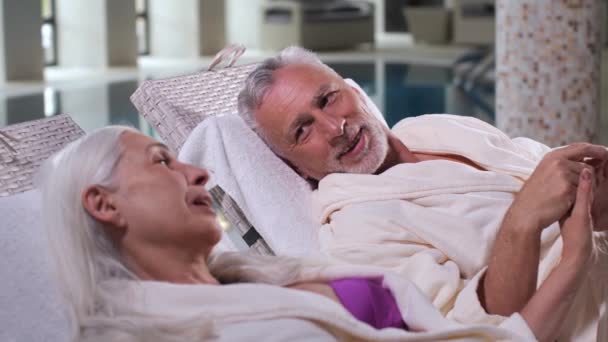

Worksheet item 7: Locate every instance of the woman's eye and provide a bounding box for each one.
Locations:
[156,155,171,166]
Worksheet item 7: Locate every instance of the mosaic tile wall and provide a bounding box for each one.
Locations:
[496,0,603,147]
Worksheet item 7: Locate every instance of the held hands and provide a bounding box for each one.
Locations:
[512,143,606,232]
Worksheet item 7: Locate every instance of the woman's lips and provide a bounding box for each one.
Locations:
[187,192,215,214]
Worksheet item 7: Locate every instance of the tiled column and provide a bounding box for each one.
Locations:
[496,0,603,146]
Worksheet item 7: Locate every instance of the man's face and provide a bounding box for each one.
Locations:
[253,64,389,181]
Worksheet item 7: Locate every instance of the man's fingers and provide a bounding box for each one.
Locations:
[566,162,596,180]
[565,169,581,186]
[584,158,604,169]
[582,158,606,180]
[553,144,608,162]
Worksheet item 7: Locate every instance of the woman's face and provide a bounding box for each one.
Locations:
[84,131,221,256]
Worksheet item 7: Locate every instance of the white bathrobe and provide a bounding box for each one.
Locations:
[314,114,608,341]
[105,260,535,341]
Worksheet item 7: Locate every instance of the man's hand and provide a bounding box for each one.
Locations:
[512,143,607,232]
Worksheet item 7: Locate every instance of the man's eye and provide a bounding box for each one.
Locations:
[319,96,329,108]
[320,91,338,109]
[295,124,311,142]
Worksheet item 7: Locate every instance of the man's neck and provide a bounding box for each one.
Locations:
[375,133,419,174]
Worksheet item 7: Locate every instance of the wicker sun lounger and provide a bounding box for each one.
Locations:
[0,114,85,197]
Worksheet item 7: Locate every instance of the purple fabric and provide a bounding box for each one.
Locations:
[329,277,407,330]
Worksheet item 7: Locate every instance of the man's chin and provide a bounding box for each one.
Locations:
[341,155,385,175]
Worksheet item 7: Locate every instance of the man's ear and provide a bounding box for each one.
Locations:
[289,165,318,189]
[82,186,126,229]
[349,84,376,116]
[349,84,366,101]
[280,156,310,179]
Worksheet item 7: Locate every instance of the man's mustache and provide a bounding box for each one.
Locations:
[332,125,363,159]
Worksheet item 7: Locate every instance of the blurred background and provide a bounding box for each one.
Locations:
[0,0,606,146]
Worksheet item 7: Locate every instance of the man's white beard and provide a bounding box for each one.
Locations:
[327,121,389,175]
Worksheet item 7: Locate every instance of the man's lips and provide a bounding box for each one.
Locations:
[337,128,364,160]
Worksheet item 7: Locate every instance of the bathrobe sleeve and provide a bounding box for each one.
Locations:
[446,267,509,325]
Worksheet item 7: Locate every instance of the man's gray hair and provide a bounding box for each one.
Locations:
[237,46,336,132]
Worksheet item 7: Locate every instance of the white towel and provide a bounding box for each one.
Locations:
[0,190,70,341]
[179,79,386,256]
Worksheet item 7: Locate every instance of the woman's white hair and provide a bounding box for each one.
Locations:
[38,126,302,341]
[237,46,337,136]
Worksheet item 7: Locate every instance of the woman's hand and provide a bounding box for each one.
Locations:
[560,168,595,266]
[511,143,606,232]
[520,168,595,342]
[587,157,608,230]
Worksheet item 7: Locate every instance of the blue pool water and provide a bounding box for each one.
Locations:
[328,62,495,128]
[1,62,495,133]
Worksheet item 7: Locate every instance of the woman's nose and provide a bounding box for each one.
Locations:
[177,162,210,186]
[190,166,210,186]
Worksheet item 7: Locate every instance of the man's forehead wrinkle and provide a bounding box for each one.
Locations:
[315,83,331,97]
[277,81,301,114]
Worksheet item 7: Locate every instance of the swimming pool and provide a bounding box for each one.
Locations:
[0,61,495,134]
[328,62,495,128]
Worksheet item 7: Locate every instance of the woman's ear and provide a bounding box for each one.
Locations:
[82,186,125,228]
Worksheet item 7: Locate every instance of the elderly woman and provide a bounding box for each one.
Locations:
[39,126,595,341]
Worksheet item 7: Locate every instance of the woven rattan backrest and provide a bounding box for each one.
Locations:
[0,114,85,197]
[131,63,258,152]
[209,186,274,255]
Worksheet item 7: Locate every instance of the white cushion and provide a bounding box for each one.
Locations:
[0,190,69,342]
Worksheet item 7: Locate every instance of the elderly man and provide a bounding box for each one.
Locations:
[237,46,608,340]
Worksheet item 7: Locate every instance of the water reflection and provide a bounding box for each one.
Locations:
[6,94,45,125]
[327,62,495,127]
[108,81,139,127]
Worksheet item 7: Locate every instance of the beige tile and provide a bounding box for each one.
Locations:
[596,48,608,145]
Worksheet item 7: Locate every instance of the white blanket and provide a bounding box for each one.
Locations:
[314,114,608,341]
[101,260,536,341]
[0,190,70,341]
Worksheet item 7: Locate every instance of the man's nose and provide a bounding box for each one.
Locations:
[317,113,346,141]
